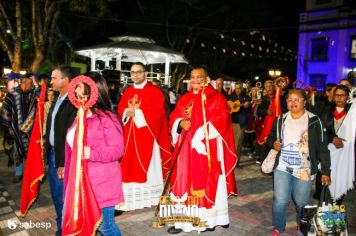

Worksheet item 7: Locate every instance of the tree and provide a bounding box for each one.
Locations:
[0,0,111,72]
[0,1,69,72]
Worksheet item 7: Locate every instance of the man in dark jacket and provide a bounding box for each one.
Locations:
[228,81,251,167]
[45,65,77,236]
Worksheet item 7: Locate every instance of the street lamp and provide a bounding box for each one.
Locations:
[268,69,281,78]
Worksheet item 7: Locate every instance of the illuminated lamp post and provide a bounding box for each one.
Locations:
[268,69,281,78]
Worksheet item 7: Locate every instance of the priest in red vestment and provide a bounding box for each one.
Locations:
[167,67,237,233]
[117,62,171,211]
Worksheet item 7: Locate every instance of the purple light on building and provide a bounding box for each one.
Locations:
[297,0,356,91]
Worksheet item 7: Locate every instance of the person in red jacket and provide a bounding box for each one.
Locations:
[117,62,171,211]
[167,67,237,234]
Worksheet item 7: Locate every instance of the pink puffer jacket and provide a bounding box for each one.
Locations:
[64,110,124,208]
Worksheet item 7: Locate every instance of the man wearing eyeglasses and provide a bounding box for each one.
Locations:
[117,62,171,211]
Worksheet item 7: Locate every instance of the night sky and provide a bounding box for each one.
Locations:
[0,1,306,80]
[60,0,306,80]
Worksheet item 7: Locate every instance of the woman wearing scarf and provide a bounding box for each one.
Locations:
[320,85,356,204]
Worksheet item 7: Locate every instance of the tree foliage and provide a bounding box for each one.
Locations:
[0,0,112,72]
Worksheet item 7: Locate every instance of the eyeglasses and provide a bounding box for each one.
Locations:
[333,94,347,98]
[130,70,145,76]
[287,98,304,103]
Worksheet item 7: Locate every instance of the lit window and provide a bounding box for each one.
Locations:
[350,36,356,60]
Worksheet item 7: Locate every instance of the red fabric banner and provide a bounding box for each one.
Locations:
[62,107,102,236]
[257,93,279,145]
[20,83,47,216]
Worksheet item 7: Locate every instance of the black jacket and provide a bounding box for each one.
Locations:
[228,93,252,128]
[45,96,77,168]
[267,111,331,176]
[320,103,351,144]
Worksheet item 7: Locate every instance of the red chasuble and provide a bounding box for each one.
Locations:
[117,81,171,183]
[169,85,238,209]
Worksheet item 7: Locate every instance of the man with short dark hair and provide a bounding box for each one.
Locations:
[168,67,237,233]
[117,62,171,211]
[228,81,251,166]
[45,65,77,236]
[1,74,37,183]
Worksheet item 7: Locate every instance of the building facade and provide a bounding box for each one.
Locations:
[297,0,356,90]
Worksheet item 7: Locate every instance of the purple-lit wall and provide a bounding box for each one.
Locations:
[297,28,356,88]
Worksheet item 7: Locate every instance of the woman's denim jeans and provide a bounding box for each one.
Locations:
[99,206,121,236]
[273,169,312,233]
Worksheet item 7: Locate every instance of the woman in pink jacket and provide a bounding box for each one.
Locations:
[64,72,124,236]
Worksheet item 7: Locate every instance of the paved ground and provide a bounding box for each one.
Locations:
[0,144,355,236]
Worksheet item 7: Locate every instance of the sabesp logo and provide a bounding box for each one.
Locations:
[7,219,17,230]
[7,219,51,230]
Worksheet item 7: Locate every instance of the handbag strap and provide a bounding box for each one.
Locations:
[277,116,280,141]
[319,186,333,206]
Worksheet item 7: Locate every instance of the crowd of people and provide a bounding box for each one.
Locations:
[0,63,355,236]
[218,76,355,236]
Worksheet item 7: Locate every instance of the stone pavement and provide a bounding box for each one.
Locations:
[0,146,355,235]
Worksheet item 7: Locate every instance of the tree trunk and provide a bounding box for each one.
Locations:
[12,40,21,72]
[30,48,44,72]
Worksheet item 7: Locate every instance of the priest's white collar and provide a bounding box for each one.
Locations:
[133,79,147,89]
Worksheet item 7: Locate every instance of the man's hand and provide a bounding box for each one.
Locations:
[180,119,191,131]
[267,109,273,115]
[243,101,250,108]
[332,137,345,149]
[273,139,282,151]
[57,167,64,179]
[126,107,135,118]
[321,175,331,186]
[8,128,14,136]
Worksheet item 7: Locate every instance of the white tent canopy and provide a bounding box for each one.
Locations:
[74,36,188,85]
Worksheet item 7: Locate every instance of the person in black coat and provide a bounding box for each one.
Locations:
[45,65,77,236]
